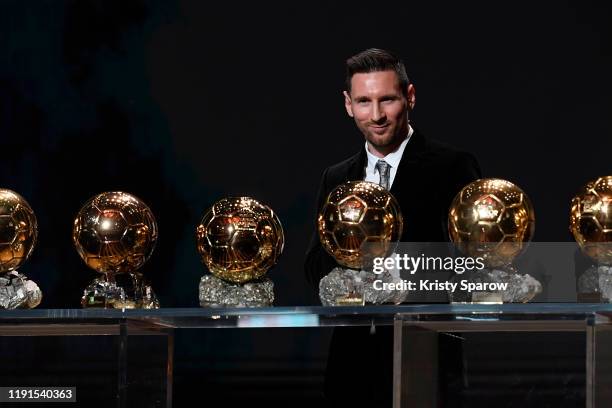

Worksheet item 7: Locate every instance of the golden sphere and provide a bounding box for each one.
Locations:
[448,178,535,268]
[570,176,612,265]
[73,191,158,274]
[317,181,403,270]
[0,189,38,274]
[196,197,284,284]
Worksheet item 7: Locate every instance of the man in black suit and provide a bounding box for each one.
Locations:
[304,48,481,406]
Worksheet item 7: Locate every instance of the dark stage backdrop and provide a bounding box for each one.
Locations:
[1,1,610,406]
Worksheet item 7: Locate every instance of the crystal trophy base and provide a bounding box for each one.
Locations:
[319,267,407,306]
[199,275,274,307]
[0,270,42,309]
[81,272,159,309]
[577,265,612,302]
[449,267,542,304]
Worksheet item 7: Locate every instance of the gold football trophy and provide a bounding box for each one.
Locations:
[448,178,541,303]
[73,191,159,309]
[571,176,612,301]
[196,197,284,307]
[0,189,42,309]
[317,181,404,305]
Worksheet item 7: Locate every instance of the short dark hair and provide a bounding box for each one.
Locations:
[345,48,410,96]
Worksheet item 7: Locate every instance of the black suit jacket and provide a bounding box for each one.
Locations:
[305,128,482,287]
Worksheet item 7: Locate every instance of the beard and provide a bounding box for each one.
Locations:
[366,132,396,148]
[363,125,404,150]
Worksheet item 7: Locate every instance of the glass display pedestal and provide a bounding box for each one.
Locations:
[2,304,612,407]
[391,304,611,408]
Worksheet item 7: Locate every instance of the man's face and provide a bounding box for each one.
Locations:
[344,70,415,155]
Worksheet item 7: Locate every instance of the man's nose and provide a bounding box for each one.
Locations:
[371,103,385,122]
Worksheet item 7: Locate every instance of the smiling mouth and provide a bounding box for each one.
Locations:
[370,124,389,133]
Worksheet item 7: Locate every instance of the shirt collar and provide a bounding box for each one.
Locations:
[365,125,413,170]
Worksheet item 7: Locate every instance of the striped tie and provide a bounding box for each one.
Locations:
[375,159,391,190]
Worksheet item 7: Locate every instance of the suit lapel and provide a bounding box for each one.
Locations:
[389,128,427,199]
[345,148,367,181]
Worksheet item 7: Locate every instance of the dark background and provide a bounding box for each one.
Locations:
[1,0,610,406]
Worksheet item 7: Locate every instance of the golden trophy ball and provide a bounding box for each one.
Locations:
[0,188,42,309]
[572,176,612,301]
[448,178,540,303]
[316,181,403,306]
[317,180,403,270]
[73,191,159,308]
[448,178,535,268]
[570,176,612,265]
[196,197,284,307]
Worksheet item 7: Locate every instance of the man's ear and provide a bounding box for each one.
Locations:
[343,91,354,117]
[407,84,416,110]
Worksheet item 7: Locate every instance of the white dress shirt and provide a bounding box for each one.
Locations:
[363,125,413,188]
